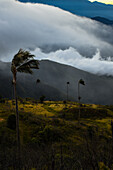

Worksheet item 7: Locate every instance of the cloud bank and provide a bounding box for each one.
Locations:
[33,47,113,76]
[0,0,113,75]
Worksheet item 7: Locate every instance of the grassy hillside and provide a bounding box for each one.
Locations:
[1,60,113,105]
[0,98,113,169]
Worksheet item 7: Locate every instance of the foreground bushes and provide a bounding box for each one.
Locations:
[0,100,113,169]
[7,114,16,130]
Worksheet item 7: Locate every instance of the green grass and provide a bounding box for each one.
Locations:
[0,99,113,169]
[0,99,113,142]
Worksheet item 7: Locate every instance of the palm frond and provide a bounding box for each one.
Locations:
[11,49,39,74]
[12,49,34,67]
[17,65,33,74]
[79,79,85,85]
[17,59,39,74]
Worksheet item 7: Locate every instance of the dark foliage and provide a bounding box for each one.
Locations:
[0,99,5,103]
[7,114,16,130]
[40,95,45,103]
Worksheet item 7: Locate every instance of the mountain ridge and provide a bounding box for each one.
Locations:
[1,60,113,105]
[91,16,113,25]
[18,0,113,20]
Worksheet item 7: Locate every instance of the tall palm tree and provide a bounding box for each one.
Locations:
[78,79,85,124]
[11,49,39,168]
[36,79,40,84]
[66,82,70,101]
[36,79,40,105]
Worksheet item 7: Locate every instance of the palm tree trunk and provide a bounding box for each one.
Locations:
[60,145,64,170]
[78,82,80,124]
[67,84,68,101]
[78,99,81,124]
[111,121,113,159]
[13,76,21,169]
[51,147,55,170]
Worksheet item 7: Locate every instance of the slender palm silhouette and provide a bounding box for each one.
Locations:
[66,82,70,101]
[36,79,40,84]
[78,79,85,124]
[11,49,39,168]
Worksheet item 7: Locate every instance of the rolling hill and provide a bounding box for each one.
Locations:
[1,60,113,105]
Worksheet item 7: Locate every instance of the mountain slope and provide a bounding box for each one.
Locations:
[1,60,113,105]
[92,16,113,25]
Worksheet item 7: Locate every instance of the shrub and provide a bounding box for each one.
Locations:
[7,114,16,130]
[40,95,45,103]
[0,99,5,103]
[0,94,2,100]
[63,100,67,104]
[99,162,109,170]
[38,125,63,143]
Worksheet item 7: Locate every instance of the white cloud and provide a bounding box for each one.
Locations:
[0,0,113,75]
[33,47,113,76]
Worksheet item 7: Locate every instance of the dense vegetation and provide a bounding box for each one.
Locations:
[0,98,113,169]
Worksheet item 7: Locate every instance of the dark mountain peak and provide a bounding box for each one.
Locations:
[92,1,113,6]
[17,0,113,20]
[91,16,113,25]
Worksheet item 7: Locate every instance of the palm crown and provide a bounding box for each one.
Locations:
[11,49,39,74]
[11,49,39,83]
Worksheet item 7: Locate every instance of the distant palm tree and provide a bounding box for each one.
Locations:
[11,49,39,168]
[36,79,40,84]
[66,82,70,101]
[36,79,40,104]
[78,79,85,124]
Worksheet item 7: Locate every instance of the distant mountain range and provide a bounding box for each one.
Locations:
[18,0,113,20]
[1,60,113,105]
[92,16,113,25]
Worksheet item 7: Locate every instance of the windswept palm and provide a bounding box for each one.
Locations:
[78,79,85,124]
[11,49,39,168]
[11,48,39,82]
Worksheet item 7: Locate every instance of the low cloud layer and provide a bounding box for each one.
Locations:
[33,47,113,76]
[0,0,113,75]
